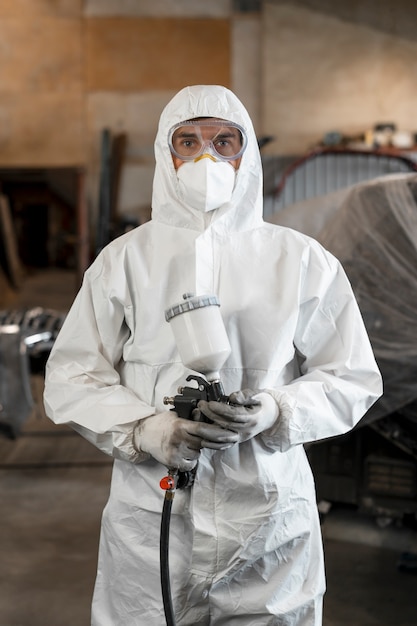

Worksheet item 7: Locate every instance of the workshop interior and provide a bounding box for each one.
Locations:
[1,2,417,625]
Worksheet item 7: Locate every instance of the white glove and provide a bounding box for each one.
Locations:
[198,389,279,444]
[133,411,239,471]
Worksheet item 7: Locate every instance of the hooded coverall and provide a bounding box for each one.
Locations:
[44,85,382,625]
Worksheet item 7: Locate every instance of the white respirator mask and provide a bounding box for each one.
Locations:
[176,156,236,213]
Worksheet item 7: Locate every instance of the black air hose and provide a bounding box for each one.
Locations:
[160,479,176,626]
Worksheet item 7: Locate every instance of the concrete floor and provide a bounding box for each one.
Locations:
[1,269,417,626]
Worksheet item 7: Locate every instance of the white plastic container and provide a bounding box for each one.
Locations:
[165,294,231,381]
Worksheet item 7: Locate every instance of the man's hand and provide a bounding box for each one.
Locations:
[198,389,279,444]
[133,411,239,471]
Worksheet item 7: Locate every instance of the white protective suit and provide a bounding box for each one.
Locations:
[44,85,382,626]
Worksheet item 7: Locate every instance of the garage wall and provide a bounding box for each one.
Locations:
[263,1,417,155]
[1,0,417,233]
[0,1,85,166]
[0,0,260,227]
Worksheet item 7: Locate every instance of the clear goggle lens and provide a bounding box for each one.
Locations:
[168,119,247,162]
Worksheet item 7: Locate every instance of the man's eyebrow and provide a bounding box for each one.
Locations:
[175,130,199,138]
[215,131,238,138]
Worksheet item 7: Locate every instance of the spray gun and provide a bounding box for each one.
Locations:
[161,372,228,490]
[162,293,231,488]
[159,293,231,625]
[164,374,227,421]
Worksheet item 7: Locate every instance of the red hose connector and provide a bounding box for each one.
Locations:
[160,474,176,491]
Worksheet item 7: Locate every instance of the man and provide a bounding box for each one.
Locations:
[44,85,382,625]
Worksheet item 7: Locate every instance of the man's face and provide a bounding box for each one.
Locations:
[169,118,245,171]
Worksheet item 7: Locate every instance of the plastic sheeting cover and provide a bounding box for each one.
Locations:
[317,174,417,423]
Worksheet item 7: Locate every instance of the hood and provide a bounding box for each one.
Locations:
[151,85,264,234]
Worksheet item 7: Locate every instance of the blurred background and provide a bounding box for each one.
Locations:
[1,0,417,285]
[1,2,417,625]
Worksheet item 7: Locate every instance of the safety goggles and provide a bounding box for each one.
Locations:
[168,119,247,162]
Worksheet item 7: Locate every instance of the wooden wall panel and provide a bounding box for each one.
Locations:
[0,18,83,92]
[0,94,86,167]
[86,17,231,91]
